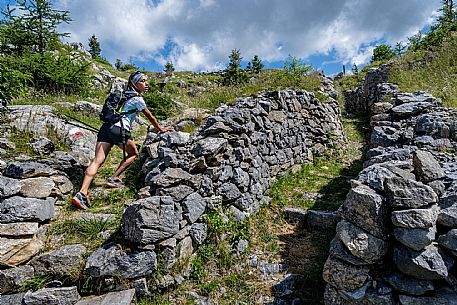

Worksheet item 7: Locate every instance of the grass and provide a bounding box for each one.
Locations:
[154,69,327,117]
[46,218,119,251]
[4,128,35,158]
[268,115,369,212]
[389,32,457,108]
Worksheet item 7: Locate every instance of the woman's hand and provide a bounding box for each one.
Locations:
[159,126,174,133]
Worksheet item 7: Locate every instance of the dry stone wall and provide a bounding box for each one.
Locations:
[85,89,345,293]
[324,66,457,304]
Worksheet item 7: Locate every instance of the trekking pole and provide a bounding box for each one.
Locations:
[63,120,100,133]
[60,113,100,133]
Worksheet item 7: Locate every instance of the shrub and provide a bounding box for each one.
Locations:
[19,52,91,94]
[0,56,32,101]
[371,45,395,62]
[143,91,175,120]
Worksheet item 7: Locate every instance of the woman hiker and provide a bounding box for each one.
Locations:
[71,70,172,210]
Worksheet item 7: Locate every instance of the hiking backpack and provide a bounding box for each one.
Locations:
[99,90,136,124]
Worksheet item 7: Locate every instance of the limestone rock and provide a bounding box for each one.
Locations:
[336,220,388,263]
[0,196,55,223]
[20,177,55,198]
[0,265,34,293]
[218,182,241,202]
[147,168,194,188]
[30,137,55,155]
[307,210,340,230]
[3,161,58,179]
[0,175,21,198]
[393,226,436,251]
[29,244,87,276]
[0,292,26,305]
[182,192,206,223]
[323,256,370,291]
[398,289,457,305]
[190,223,207,245]
[340,184,388,239]
[84,243,156,279]
[412,150,445,182]
[75,289,136,305]
[23,286,81,305]
[394,245,448,280]
[391,206,439,229]
[385,177,437,209]
[121,196,181,245]
[0,235,44,266]
[384,272,434,296]
[192,137,228,157]
[438,229,457,253]
[0,222,39,236]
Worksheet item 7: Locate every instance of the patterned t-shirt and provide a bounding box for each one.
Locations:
[114,96,146,131]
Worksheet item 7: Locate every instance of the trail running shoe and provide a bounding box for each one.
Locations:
[71,192,90,210]
[105,177,124,188]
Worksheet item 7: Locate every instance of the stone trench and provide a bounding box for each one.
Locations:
[0,78,346,304]
[323,66,457,304]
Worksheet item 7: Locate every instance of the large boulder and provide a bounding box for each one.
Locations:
[0,196,55,223]
[84,243,156,279]
[29,244,87,276]
[121,196,181,245]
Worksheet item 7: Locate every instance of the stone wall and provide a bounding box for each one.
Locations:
[84,89,345,293]
[324,67,457,304]
[344,64,392,114]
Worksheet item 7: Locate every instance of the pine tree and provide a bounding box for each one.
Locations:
[438,0,456,26]
[394,42,406,55]
[115,59,123,70]
[251,55,264,73]
[164,61,175,73]
[351,63,359,75]
[246,61,252,72]
[88,34,101,58]
[223,49,247,85]
[0,0,71,55]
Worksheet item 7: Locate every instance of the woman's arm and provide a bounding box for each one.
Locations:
[142,108,172,133]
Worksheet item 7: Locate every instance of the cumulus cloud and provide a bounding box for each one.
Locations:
[54,0,441,71]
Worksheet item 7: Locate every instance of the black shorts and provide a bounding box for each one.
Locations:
[97,123,132,145]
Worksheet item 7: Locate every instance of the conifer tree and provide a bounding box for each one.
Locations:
[223,49,247,85]
[351,63,358,75]
[251,55,264,73]
[164,61,175,73]
[246,61,252,72]
[88,34,101,58]
[0,0,71,55]
[438,0,456,25]
[115,59,123,70]
[394,42,406,55]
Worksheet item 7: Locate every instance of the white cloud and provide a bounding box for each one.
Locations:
[55,0,442,71]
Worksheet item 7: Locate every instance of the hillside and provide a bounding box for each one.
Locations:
[1,17,457,305]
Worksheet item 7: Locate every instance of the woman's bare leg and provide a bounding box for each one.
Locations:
[79,141,112,195]
[111,139,139,179]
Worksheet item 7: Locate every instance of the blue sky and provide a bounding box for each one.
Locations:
[0,0,441,75]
